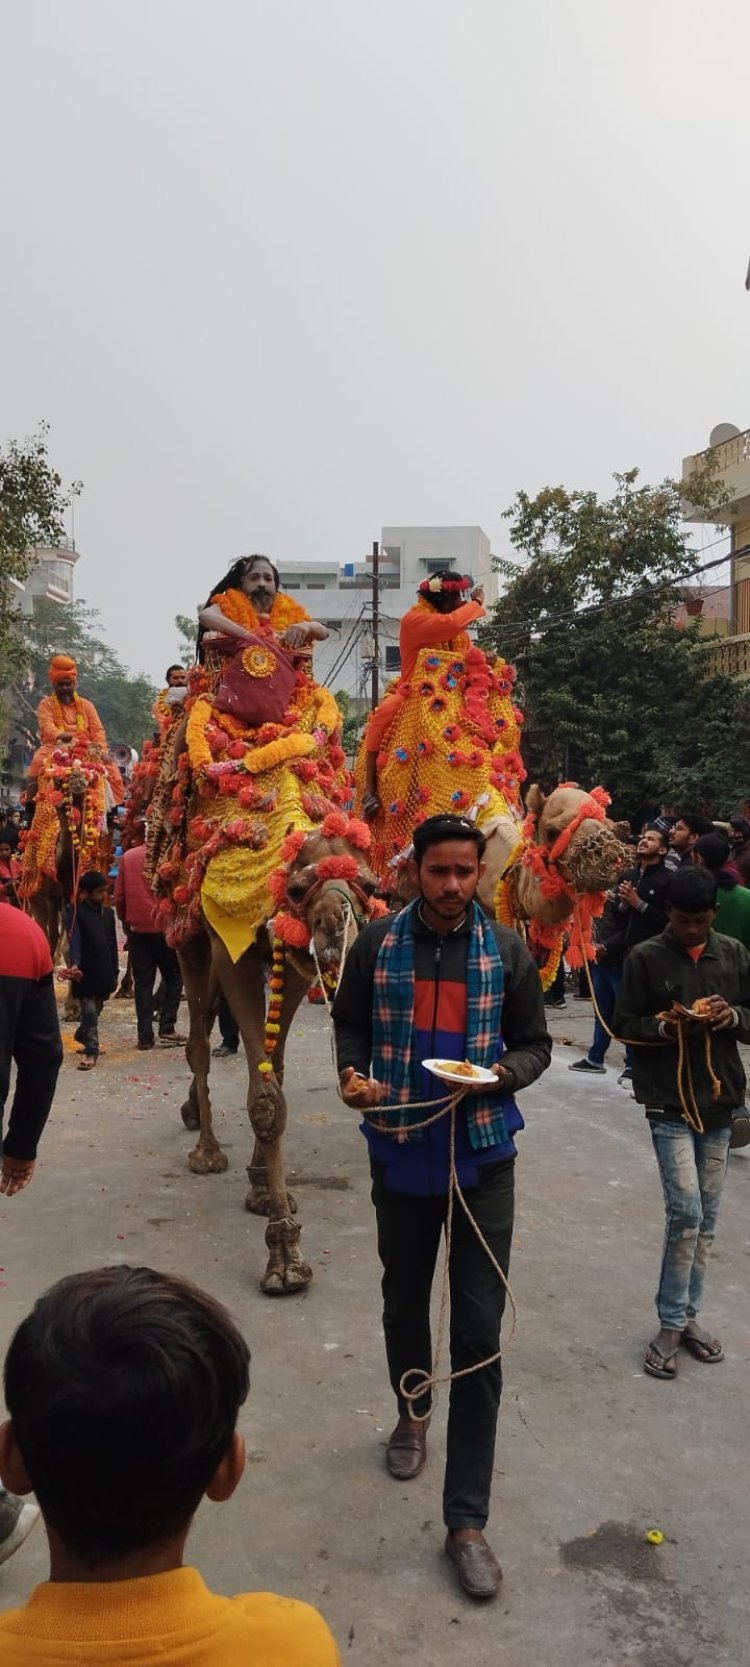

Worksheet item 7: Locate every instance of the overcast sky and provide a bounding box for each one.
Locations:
[1,0,748,679]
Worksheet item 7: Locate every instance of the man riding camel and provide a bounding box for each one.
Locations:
[198,554,329,661]
[26,656,125,809]
[361,569,485,819]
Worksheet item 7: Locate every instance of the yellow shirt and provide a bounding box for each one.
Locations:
[0,1565,340,1665]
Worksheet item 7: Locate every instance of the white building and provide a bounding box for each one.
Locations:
[1,542,79,806]
[277,525,495,705]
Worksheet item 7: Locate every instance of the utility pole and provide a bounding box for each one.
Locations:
[370,538,380,709]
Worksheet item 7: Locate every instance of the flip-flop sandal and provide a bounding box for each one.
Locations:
[644,1342,678,1380]
[76,1057,97,1071]
[680,1330,724,1364]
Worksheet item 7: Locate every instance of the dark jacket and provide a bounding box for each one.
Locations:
[0,909,63,1160]
[594,895,627,968]
[332,908,551,1194]
[614,927,750,1127]
[66,900,119,999]
[618,861,671,952]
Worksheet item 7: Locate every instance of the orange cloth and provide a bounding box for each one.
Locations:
[365,598,484,752]
[48,653,77,681]
[31,695,124,801]
[0,1565,340,1666]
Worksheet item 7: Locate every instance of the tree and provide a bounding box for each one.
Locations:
[334,688,366,757]
[21,598,157,751]
[484,468,749,820]
[174,612,198,666]
[0,425,80,681]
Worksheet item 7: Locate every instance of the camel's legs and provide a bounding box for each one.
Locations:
[178,933,228,1174]
[213,936,313,1294]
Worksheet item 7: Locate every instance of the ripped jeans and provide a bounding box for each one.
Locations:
[649,1120,731,1331]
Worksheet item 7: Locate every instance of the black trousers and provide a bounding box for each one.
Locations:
[371,1157,514,1531]
[129,932,182,1044]
[218,995,240,1051]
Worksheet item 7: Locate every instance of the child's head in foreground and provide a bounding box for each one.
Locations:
[0,1265,250,1569]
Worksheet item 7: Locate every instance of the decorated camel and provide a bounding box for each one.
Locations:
[354,569,624,977]
[147,555,386,1293]
[20,749,111,956]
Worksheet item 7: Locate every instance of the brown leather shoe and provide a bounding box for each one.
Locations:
[445,1531,503,1599]
[385,1415,428,1480]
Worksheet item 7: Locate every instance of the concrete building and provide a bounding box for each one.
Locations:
[682,424,750,676]
[1,541,79,807]
[278,525,495,705]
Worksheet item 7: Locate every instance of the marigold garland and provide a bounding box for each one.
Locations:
[210,587,309,636]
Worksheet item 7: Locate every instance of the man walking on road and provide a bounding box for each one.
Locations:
[114,841,184,1050]
[615,867,750,1381]
[0,905,63,1565]
[332,814,550,1600]
[570,825,669,1084]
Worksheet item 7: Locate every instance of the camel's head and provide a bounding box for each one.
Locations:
[527,783,625,892]
[281,820,379,975]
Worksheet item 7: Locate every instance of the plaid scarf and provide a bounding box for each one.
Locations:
[371,900,509,1149]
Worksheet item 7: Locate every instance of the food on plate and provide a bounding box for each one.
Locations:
[435,1059,482,1079]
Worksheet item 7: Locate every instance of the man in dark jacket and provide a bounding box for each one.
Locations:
[0,905,63,1566]
[665,812,713,873]
[332,814,551,1600]
[65,871,119,1070]
[569,827,669,1081]
[614,867,750,1381]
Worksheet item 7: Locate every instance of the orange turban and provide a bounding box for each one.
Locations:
[49,655,77,685]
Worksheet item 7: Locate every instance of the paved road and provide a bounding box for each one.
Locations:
[2,989,749,1665]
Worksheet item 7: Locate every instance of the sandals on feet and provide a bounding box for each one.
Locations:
[644,1341,678,1380]
[680,1328,724,1364]
[76,1056,97,1072]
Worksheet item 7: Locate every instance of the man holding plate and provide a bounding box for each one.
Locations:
[332,813,550,1600]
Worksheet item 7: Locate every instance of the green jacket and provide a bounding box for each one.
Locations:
[614,927,750,1125]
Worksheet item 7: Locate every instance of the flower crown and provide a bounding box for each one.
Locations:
[418,573,471,597]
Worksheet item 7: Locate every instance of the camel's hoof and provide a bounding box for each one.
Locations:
[260,1217,311,1295]
[260,1257,312,1296]
[188,1145,229,1175]
[181,1099,200,1132]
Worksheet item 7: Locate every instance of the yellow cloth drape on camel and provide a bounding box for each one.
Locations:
[180,675,347,962]
[354,642,525,882]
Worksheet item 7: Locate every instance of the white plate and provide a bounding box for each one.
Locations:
[422,1058,498,1086]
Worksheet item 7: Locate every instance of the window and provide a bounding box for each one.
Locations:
[385,646,401,672]
[285,583,300,590]
[306,582,326,590]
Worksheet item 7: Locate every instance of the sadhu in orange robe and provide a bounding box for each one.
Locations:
[30,690,125,803]
[364,596,485,754]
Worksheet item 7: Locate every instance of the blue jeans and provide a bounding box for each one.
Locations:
[587,962,631,1067]
[650,1121,731,1330]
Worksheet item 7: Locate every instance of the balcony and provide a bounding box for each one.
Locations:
[700,632,750,678]
[683,426,750,525]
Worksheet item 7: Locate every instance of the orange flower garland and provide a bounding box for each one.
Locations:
[52,693,87,734]
[210,587,309,636]
[259,937,286,1076]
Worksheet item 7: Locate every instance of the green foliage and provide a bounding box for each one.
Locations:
[334,687,365,755]
[175,612,198,665]
[485,469,747,820]
[21,598,157,751]
[0,424,80,681]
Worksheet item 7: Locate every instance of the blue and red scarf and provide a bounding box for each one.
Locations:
[371,900,508,1149]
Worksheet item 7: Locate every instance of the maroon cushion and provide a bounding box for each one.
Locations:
[213,632,297,727]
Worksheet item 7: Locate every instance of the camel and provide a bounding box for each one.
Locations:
[21,756,110,958]
[176,820,379,1295]
[390,782,624,978]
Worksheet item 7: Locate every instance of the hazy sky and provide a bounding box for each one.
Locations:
[2,0,748,680]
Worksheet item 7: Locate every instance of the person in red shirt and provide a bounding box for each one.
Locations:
[114,841,184,1050]
[0,907,63,1568]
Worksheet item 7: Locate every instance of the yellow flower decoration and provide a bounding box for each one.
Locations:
[186,697,214,774]
[242,731,316,775]
[241,644,276,679]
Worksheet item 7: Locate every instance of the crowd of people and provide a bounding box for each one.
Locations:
[1,564,750,1644]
